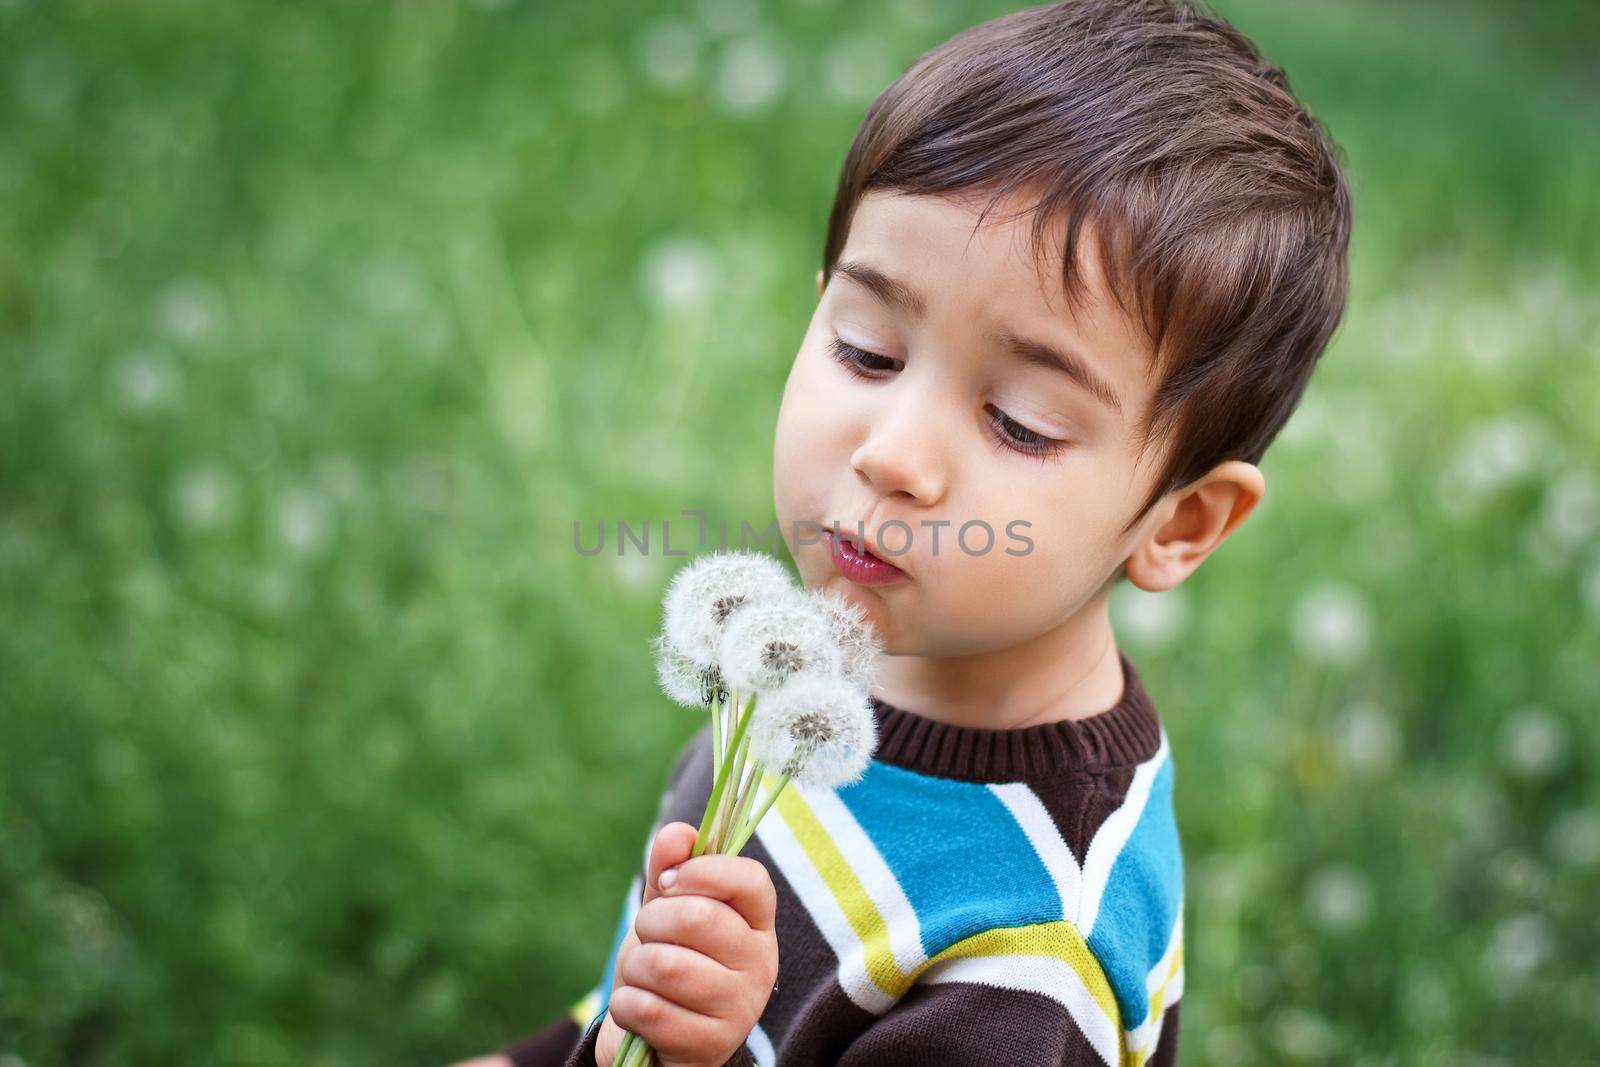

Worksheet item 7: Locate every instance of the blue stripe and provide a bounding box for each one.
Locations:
[1086,757,1183,1029]
[836,761,1064,956]
[595,878,638,1016]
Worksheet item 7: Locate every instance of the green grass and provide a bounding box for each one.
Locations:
[2,1,1597,1063]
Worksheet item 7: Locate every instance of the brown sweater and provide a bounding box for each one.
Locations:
[504,649,1183,1066]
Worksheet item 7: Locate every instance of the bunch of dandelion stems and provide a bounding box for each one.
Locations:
[613,687,792,1067]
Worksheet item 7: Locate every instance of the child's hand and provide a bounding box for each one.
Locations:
[595,821,779,1067]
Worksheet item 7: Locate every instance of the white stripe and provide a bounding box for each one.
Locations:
[918,954,1121,1067]
[1145,907,1182,999]
[800,782,927,976]
[989,781,1083,921]
[745,1022,776,1067]
[1125,907,1183,1056]
[1078,731,1169,936]
[1125,965,1183,1061]
[622,872,644,928]
[753,789,897,1014]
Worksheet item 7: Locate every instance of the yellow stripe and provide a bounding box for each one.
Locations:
[913,921,1123,1032]
[771,772,909,998]
[568,988,601,1028]
[1128,940,1184,1067]
[766,770,1148,1063]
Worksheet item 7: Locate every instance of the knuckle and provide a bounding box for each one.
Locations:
[628,989,664,1027]
[633,895,665,927]
[680,894,719,928]
[647,945,690,985]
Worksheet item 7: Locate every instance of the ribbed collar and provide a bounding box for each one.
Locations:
[865,649,1164,782]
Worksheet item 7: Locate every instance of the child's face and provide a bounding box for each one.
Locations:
[773,188,1168,656]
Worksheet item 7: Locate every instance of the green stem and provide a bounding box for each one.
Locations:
[709,686,723,782]
[713,713,752,851]
[692,691,754,858]
[617,1028,656,1067]
[726,758,763,851]
[727,769,792,855]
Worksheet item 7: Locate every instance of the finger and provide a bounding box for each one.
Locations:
[606,985,724,1062]
[617,941,738,1020]
[656,853,778,933]
[642,822,699,907]
[607,926,641,995]
[594,1012,625,1067]
[632,894,751,968]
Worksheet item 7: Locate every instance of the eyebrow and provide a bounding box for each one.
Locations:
[833,259,928,318]
[832,258,1124,416]
[990,329,1125,416]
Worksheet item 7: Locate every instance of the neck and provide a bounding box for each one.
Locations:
[871,594,1126,730]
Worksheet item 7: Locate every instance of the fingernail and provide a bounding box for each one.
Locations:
[659,866,679,890]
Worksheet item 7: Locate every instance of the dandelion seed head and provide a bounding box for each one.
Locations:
[715,36,784,113]
[808,588,884,691]
[653,631,722,708]
[720,591,840,693]
[1485,913,1550,993]
[1305,865,1372,931]
[712,594,746,624]
[1291,583,1372,665]
[750,675,877,790]
[662,550,795,669]
[1498,705,1566,780]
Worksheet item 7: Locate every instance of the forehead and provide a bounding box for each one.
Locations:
[837,189,1154,410]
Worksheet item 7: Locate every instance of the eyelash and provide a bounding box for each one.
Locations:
[825,336,1068,464]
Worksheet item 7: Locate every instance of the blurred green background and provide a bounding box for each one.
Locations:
[2,0,1598,1063]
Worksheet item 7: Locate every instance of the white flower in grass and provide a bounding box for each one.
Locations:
[720,590,840,694]
[1486,913,1550,992]
[662,550,796,669]
[749,674,877,790]
[808,589,884,692]
[1291,583,1371,665]
[1498,706,1566,780]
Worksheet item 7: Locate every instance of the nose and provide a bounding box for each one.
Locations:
[849,392,949,507]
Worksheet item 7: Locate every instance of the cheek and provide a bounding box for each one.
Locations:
[919,483,1121,635]
[772,350,838,519]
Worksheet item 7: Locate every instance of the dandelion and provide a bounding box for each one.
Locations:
[1291,583,1372,665]
[1498,706,1566,780]
[621,552,881,1067]
[661,550,793,668]
[1112,585,1187,649]
[809,589,884,692]
[747,674,876,791]
[1485,913,1550,994]
[638,236,718,308]
[652,632,721,708]
[1305,865,1372,931]
[719,591,840,693]
[715,36,785,113]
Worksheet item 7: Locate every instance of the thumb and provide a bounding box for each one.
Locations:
[641,821,698,906]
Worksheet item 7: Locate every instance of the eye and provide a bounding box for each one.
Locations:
[985,403,1067,463]
[827,336,903,379]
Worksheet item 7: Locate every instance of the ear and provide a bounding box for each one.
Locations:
[1123,460,1266,593]
[815,267,826,297]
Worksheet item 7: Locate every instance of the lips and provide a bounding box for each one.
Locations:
[823,528,910,586]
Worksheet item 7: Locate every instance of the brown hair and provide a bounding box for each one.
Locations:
[820,0,1353,537]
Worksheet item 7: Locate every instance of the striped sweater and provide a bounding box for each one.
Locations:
[505,649,1183,1066]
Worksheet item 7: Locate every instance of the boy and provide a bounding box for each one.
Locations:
[467,0,1350,1063]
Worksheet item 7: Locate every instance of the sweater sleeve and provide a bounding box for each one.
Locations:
[831,975,1182,1066]
[500,724,712,1067]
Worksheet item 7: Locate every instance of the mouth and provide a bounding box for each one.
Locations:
[822,528,910,586]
